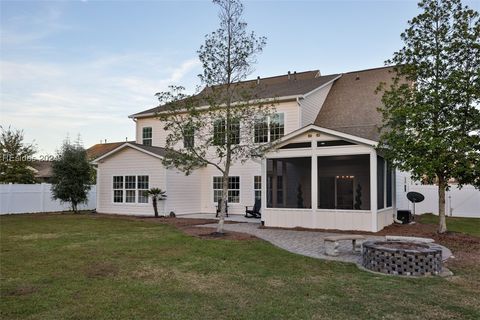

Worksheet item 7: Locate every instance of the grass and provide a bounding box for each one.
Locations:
[1,214,479,320]
[418,213,480,237]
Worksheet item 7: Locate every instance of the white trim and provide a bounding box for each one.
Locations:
[268,124,378,149]
[212,175,241,204]
[302,75,342,98]
[370,151,378,232]
[129,95,301,119]
[91,143,163,164]
[315,209,371,214]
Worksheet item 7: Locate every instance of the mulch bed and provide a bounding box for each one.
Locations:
[132,216,257,241]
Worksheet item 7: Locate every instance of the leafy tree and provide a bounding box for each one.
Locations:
[51,137,92,212]
[147,188,167,218]
[377,0,480,233]
[156,0,275,233]
[0,126,37,184]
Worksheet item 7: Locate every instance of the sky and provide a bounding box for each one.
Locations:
[1,0,479,156]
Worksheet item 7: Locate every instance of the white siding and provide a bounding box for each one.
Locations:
[134,100,301,148]
[165,168,202,215]
[97,147,166,216]
[300,82,333,126]
[198,159,262,215]
[136,118,166,147]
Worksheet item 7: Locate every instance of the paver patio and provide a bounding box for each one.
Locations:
[196,219,452,265]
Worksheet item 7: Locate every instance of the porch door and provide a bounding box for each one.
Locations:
[336,177,354,209]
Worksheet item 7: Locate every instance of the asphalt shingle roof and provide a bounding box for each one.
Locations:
[314,66,396,142]
[131,70,340,118]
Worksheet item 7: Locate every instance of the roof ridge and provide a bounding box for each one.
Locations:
[344,65,394,75]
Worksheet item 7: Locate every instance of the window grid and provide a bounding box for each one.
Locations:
[254,117,269,143]
[213,176,240,203]
[113,175,149,204]
[125,176,136,203]
[270,113,285,141]
[137,175,149,203]
[142,127,152,146]
[213,119,225,146]
[254,176,261,200]
[183,126,195,149]
[113,176,123,203]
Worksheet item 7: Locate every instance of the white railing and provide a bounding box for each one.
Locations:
[0,183,96,215]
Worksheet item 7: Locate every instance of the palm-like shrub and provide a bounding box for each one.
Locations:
[147,188,167,218]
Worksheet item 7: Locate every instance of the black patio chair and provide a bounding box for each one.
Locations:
[245,199,261,218]
[216,200,229,217]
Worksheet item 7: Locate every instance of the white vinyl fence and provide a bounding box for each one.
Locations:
[0,183,96,215]
[396,171,480,218]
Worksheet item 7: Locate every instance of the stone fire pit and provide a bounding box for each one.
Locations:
[362,240,443,276]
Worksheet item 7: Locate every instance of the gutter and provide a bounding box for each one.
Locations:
[129,94,302,120]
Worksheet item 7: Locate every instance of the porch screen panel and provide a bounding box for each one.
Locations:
[386,162,392,208]
[266,157,311,209]
[377,156,385,210]
[317,155,370,210]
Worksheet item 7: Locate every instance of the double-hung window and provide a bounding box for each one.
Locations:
[137,176,149,203]
[142,127,152,146]
[213,176,240,203]
[213,118,240,145]
[183,126,195,149]
[113,176,124,203]
[270,113,284,141]
[125,176,136,203]
[254,113,284,143]
[254,176,261,201]
[254,117,269,143]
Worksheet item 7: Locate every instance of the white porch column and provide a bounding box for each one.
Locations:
[311,155,318,211]
[370,151,378,232]
[261,158,267,223]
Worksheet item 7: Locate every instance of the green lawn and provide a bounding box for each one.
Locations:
[418,213,480,237]
[1,214,479,320]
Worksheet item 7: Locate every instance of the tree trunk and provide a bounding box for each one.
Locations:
[153,197,158,218]
[437,177,447,234]
[217,170,229,234]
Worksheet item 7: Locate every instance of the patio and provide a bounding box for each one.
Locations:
[196,221,452,266]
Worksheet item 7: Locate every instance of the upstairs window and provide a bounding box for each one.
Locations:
[142,127,152,146]
[270,113,284,141]
[254,117,269,143]
[213,118,240,146]
[183,126,195,149]
[254,113,284,143]
[213,119,225,146]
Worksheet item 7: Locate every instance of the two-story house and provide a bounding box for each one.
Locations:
[91,66,397,232]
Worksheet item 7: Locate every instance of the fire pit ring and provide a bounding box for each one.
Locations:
[362,240,443,276]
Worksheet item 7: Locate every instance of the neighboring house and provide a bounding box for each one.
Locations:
[29,161,53,183]
[91,66,397,232]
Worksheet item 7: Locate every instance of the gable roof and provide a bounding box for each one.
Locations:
[130,70,341,118]
[269,124,378,150]
[90,142,167,164]
[314,66,395,142]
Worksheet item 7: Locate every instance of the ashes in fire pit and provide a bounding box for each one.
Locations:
[362,240,443,276]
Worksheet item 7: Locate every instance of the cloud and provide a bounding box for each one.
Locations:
[0,54,201,155]
[0,6,67,46]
